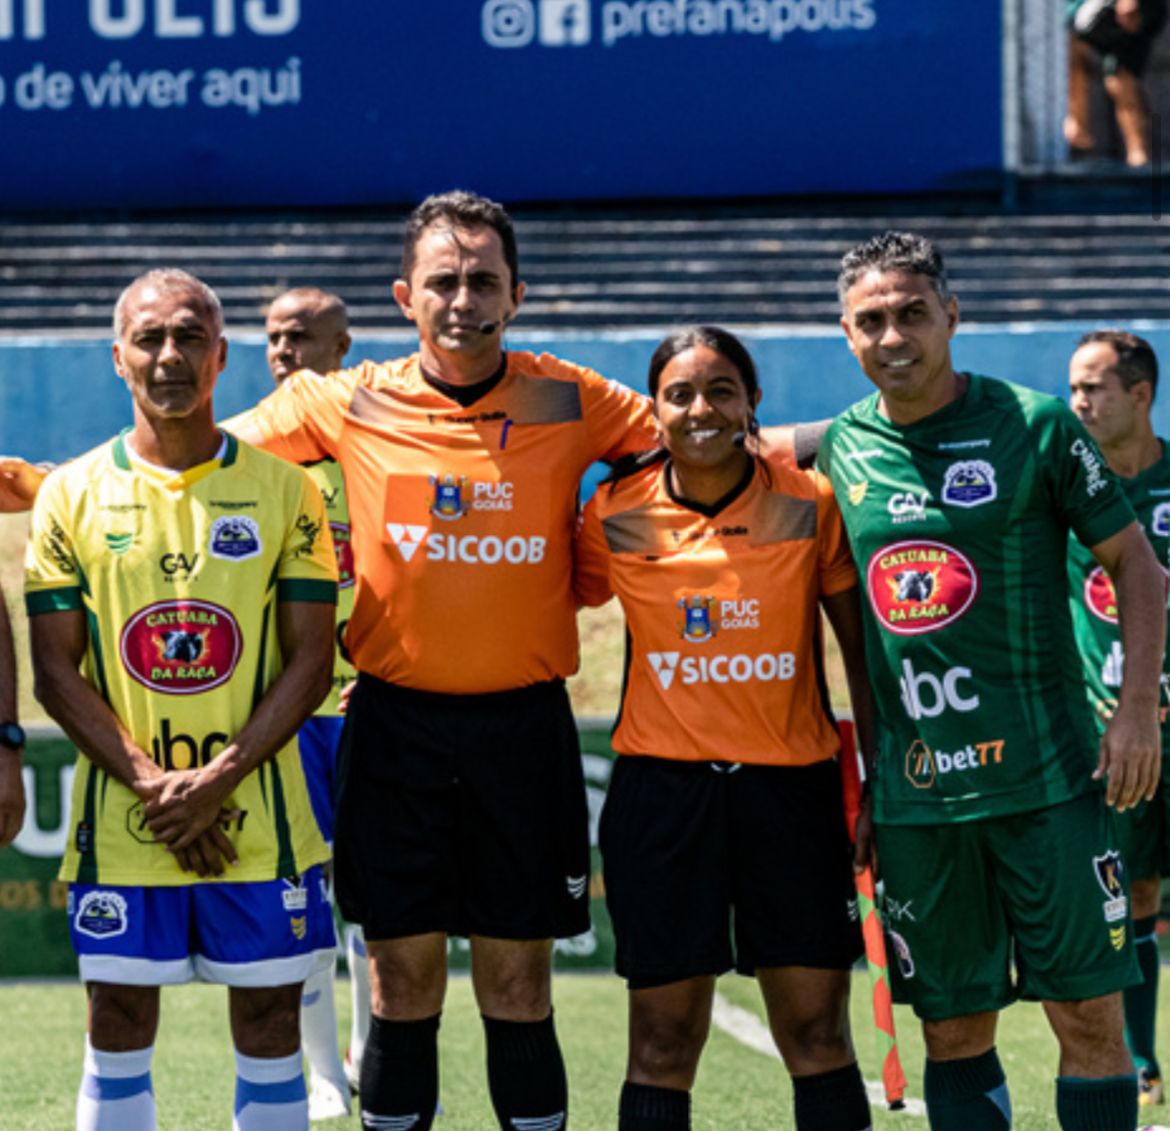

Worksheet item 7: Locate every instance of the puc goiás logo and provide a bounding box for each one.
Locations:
[120,599,243,694]
[866,540,978,635]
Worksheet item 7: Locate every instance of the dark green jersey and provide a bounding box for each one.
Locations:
[818,374,1136,826]
[1067,440,1170,743]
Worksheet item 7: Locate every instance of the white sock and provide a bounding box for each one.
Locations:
[301,957,348,1096]
[233,1049,307,1131]
[346,924,372,1076]
[76,1038,155,1131]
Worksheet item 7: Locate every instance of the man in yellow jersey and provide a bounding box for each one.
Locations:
[264,286,367,1120]
[26,269,338,1131]
[0,578,26,846]
[227,191,659,1131]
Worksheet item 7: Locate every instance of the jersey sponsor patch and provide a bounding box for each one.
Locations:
[209,514,262,560]
[679,595,717,642]
[74,890,129,940]
[120,599,244,694]
[1152,501,1170,538]
[904,736,1005,789]
[330,522,354,588]
[866,540,978,635]
[941,459,997,508]
[1084,565,1119,625]
[429,473,469,520]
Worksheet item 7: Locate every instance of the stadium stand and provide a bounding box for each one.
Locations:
[1,200,1169,333]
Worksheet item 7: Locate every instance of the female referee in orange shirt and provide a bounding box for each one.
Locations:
[575,326,875,1131]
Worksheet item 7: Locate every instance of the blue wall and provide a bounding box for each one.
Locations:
[7,323,1170,466]
[0,2,1001,207]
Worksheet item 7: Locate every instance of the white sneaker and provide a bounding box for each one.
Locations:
[308,1076,352,1122]
[343,1048,361,1094]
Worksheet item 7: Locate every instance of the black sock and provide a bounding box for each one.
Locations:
[792,1063,872,1131]
[923,1049,1011,1130]
[482,1012,568,1130]
[359,1014,440,1131]
[618,1081,691,1129]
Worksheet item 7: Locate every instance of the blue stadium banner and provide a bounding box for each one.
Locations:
[0,1,1001,208]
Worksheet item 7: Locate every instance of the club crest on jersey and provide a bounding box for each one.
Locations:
[330,522,355,588]
[848,480,868,506]
[75,891,129,940]
[1152,502,1170,538]
[1093,851,1128,924]
[678,595,718,643]
[867,541,978,635]
[941,460,997,508]
[209,515,261,561]
[120,600,243,694]
[428,474,469,520]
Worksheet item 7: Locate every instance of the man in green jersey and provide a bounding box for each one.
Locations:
[1066,329,1170,1109]
[817,231,1166,1131]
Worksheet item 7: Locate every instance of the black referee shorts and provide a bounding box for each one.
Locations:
[600,755,862,987]
[333,673,591,942]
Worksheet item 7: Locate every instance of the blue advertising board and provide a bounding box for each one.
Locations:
[0,1,1001,208]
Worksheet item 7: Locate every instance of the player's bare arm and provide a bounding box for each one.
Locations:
[0,580,25,846]
[1089,520,1166,810]
[822,584,877,873]
[141,598,334,850]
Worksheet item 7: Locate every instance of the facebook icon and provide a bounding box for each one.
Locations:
[540,0,590,45]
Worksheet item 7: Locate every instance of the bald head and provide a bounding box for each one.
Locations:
[265,287,351,383]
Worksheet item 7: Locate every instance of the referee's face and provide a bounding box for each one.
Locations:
[113,283,226,423]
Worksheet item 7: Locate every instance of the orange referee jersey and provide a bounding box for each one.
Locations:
[575,449,857,766]
[236,351,654,694]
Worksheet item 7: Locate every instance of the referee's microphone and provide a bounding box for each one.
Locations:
[731,430,746,448]
[478,320,499,334]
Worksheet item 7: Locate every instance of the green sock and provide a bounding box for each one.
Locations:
[1055,1075,1136,1131]
[923,1049,1011,1130]
[1124,915,1161,1078]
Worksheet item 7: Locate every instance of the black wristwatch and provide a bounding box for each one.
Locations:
[0,722,25,750]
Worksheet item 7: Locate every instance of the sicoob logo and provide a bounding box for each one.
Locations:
[120,600,243,694]
[867,541,978,635]
[330,522,354,589]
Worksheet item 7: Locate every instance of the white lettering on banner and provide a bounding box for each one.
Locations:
[482,0,877,49]
[4,57,302,115]
[0,0,45,40]
[12,765,74,858]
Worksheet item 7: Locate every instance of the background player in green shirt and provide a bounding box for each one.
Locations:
[1067,329,1170,1109]
[818,232,1166,1131]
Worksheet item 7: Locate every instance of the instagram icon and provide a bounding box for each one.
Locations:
[482,0,535,47]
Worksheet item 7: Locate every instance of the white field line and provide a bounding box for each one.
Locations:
[710,991,928,1118]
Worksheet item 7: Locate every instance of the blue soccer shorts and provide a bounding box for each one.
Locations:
[68,864,335,987]
[298,714,345,846]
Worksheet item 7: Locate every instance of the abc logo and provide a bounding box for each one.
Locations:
[482,0,590,47]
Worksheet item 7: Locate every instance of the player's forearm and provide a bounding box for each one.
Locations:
[32,654,159,790]
[1113,542,1167,712]
[196,609,334,797]
[0,586,19,724]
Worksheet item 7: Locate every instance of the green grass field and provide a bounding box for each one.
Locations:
[4,969,1163,1130]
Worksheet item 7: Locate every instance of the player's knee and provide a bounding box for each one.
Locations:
[88,983,159,1046]
[773,1011,853,1073]
[230,985,302,1057]
[629,1012,709,1083]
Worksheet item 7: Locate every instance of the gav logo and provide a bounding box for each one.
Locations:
[887,490,929,523]
[867,540,978,635]
[482,0,590,47]
[120,599,243,694]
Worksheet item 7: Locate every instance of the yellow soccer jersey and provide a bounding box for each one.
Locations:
[302,458,356,716]
[25,431,338,886]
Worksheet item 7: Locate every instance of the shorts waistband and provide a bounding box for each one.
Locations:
[355,671,567,709]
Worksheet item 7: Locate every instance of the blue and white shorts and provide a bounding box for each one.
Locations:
[299,715,345,846]
[68,864,335,987]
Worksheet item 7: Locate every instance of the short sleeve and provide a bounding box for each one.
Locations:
[24,468,83,615]
[575,362,657,463]
[275,466,340,605]
[573,498,614,609]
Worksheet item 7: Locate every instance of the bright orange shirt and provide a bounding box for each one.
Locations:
[237,351,654,694]
[575,449,857,766]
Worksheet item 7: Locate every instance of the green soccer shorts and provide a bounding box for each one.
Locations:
[876,791,1140,1021]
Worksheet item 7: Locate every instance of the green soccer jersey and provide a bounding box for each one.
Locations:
[303,458,357,716]
[1067,440,1170,743]
[818,374,1136,826]
[25,431,338,885]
